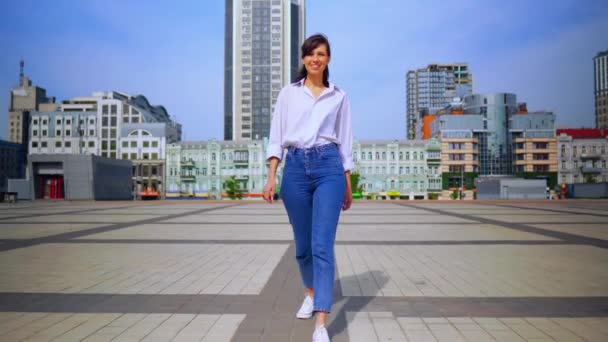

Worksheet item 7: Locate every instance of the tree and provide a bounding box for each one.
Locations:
[350,172,363,193]
[224,176,243,200]
[584,173,597,184]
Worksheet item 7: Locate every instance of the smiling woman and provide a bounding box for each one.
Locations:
[263,33,353,342]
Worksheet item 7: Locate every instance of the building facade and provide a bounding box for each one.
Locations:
[406,63,472,140]
[0,140,25,192]
[463,93,519,175]
[165,138,443,200]
[556,129,608,184]
[166,139,274,199]
[429,94,557,192]
[353,139,442,199]
[7,60,56,146]
[510,112,557,174]
[594,50,608,129]
[224,0,306,141]
[29,92,182,199]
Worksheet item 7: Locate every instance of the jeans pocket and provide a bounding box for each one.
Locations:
[320,146,340,160]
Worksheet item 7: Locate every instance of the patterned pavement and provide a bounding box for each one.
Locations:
[0,200,607,341]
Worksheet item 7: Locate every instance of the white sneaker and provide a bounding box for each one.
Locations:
[296,295,314,319]
[312,325,330,342]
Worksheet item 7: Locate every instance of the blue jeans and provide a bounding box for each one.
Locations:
[280,143,346,313]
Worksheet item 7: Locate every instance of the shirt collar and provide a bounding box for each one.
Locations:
[293,78,335,97]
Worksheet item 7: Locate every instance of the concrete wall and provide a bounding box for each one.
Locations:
[8,179,32,200]
[92,156,132,200]
[63,155,95,200]
[476,178,501,200]
[570,183,608,198]
[28,154,132,200]
[476,177,547,200]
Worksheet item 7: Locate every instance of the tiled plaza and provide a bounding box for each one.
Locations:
[0,200,607,341]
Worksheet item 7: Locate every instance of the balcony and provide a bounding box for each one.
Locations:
[580,153,601,160]
[181,159,195,167]
[581,167,603,174]
[180,174,196,182]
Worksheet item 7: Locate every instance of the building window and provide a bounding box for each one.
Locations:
[152,141,158,148]
[56,130,61,136]
[152,153,158,160]
[66,130,71,136]
[41,141,47,148]
[55,141,62,148]
[130,153,137,159]
[143,141,150,148]
[65,141,71,148]
[32,141,38,148]
[130,141,137,148]
[33,130,38,136]
[122,141,128,148]
[33,119,38,125]
[88,141,95,148]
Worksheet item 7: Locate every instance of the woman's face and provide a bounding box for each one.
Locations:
[302,44,330,78]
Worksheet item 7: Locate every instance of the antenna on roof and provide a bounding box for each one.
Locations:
[19,58,24,85]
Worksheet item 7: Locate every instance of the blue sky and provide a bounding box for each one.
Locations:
[1,0,607,141]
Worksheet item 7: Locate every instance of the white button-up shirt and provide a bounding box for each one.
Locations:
[266,79,354,171]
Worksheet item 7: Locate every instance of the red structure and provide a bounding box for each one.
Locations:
[556,128,608,139]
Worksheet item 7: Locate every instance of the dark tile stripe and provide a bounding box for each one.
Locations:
[0,204,242,252]
[480,203,608,218]
[0,204,144,221]
[0,293,606,317]
[0,239,576,246]
[399,203,608,249]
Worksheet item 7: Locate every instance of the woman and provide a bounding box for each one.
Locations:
[263,34,353,342]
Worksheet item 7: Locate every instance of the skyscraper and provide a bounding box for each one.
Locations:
[7,59,56,146]
[594,50,608,129]
[406,63,472,140]
[224,0,306,141]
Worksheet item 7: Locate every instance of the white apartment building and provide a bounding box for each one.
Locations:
[224,0,306,141]
[29,91,182,198]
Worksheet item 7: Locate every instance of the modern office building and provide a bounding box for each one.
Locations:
[594,50,608,129]
[510,111,557,174]
[556,129,608,184]
[29,91,182,199]
[463,93,519,175]
[429,93,557,193]
[27,154,132,200]
[0,140,25,192]
[224,0,306,141]
[406,63,472,140]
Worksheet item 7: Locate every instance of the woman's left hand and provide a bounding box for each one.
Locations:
[342,184,352,211]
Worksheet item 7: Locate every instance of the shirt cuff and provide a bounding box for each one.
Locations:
[266,144,283,161]
[342,158,355,172]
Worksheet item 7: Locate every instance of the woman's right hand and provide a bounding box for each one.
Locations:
[263,177,276,203]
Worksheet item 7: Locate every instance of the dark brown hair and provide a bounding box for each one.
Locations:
[296,34,331,87]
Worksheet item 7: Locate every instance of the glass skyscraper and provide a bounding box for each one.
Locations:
[406,63,472,140]
[224,0,305,141]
